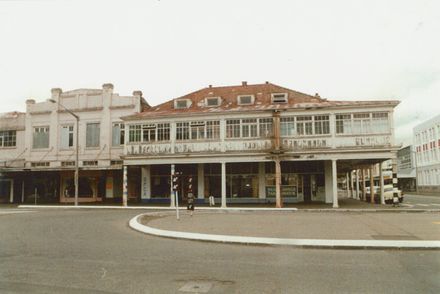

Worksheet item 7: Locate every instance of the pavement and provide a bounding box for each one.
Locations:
[127,196,440,250]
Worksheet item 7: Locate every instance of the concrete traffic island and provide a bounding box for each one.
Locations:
[129,211,440,250]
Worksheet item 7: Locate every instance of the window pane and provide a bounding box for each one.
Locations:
[86,123,100,147]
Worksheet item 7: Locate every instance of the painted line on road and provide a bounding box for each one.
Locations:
[17,205,440,213]
[0,210,33,215]
[129,213,440,250]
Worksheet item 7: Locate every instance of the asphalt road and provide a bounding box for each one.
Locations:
[404,194,440,208]
[1,208,440,293]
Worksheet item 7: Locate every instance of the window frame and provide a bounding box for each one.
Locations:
[237,95,255,105]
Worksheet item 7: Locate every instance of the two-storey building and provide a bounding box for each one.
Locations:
[0,83,148,204]
[121,81,400,207]
[414,114,440,194]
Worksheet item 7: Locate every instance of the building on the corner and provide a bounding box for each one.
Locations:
[397,145,417,192]
[120,81,401,207]
[0,83,148,204]
[413,114,440,194]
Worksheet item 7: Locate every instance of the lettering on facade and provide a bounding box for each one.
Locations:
[355,136,390,146]
[128,144,172,155]
[282,139,328,150]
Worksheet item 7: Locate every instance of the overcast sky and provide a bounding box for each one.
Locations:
[1,0,439,145]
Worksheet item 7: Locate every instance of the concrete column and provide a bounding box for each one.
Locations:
[21,180,25,203]
[221,162,226,208]
[170,164,175,207]
[324,161,333,204]
[122,166,128,207]
[258,162,266,199]
[9,179,14,203]
[379,162,385,204]
[275,158,282,208]
[370,165,375,204]
[332,159,338,208]
[350,170,355,198]
[361,169,366,201]
[197,163,204,200]
[355,169,360,200]
[346,172,350,198]
[141,165,151,200]
[220,119,226,152]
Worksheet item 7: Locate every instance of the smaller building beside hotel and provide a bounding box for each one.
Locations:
[414,114,440,194]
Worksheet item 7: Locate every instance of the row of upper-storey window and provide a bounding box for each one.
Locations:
[1,123,124,150]
[127,112,390,143]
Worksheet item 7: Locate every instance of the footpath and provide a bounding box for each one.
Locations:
[16,198,440,249]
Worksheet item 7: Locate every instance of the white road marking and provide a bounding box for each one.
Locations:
[416,204,430,207]
[0,210,33,215]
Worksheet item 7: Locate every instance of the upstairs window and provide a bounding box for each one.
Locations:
[0,130,16,147]
[241,119,258,138]
[259,118,273,138]
[314,115,330,135]
[281,117,295,137]
[190,121,205,140]
[372,112,389,133]
[205,97,221,107]
[271,93,288,104]
[296,116,313,135]
[226,119,241,138]
[353,113,371,134]
[206,121,220,139]
[60,125,74,149]
[86,123,100,147]
[142,124,156,142]
[176,122,190,140]
[336,114,352,134]
[33,126,49,149]
[174,99,191,109]
[237,95,254,105]
[112,123,125,146]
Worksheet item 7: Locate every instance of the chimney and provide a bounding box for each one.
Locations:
[132,90,143,98]
[265,81,269,84]
[208,85,212,88]
[315,93,320,98]
[102,83,114,92]
[51,88,62,101]
[242,81,247,86]
[25,99,35,105]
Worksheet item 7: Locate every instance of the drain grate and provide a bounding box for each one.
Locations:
[179,281,213,293]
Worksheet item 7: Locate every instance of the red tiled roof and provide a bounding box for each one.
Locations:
[122,82,399,120]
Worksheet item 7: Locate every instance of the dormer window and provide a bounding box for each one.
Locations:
[205,97,221,107]
[271,93,288,103]
[174,99,191,109]
[237,95,254,105]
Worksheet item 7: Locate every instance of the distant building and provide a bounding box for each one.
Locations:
[413,114,440,194]
[0,84,148,204]
[397,146,416,192]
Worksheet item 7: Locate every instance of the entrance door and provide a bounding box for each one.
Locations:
[303,175,311,203]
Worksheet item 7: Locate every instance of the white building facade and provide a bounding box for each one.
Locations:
[0,83,147,204]
[414,114,440,194]
[121,82,400,207]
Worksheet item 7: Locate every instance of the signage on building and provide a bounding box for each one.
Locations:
[266,185,297,198]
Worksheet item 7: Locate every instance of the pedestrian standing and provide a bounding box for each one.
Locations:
[187,192,195,216]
